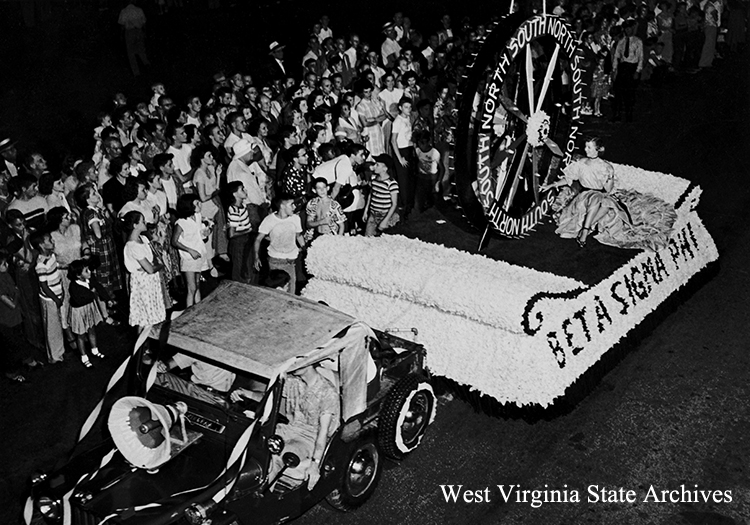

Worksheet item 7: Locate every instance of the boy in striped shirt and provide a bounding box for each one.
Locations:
[225,181,258,284]
[363,154,400,237]
[30,231,65,363]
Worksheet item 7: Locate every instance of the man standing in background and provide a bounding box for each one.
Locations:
[118,0,150,77]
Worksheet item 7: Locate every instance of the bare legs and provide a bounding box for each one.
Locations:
[578,201,612,246]
[184,271,201,307]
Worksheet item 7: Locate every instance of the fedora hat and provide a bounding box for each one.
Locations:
[268,41,286,54]
[0,137,16,153]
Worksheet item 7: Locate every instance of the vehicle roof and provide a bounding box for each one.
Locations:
[150,281,356,378]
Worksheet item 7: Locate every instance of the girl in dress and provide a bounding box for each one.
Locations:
[542,137,676,251]
[590,56,611,118]
[191,145,223,275]
[172,194,209,307]
[67,259,111,368]
[74,183,123,300]
[47,206,82,351]
[122,211,166,328]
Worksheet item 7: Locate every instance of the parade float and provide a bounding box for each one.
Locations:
[303,10,719,414]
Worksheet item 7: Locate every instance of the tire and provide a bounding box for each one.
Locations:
[326,432,382,512]
[377,374,437,460]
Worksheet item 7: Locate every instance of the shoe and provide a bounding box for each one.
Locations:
[91,349,105,359]
[105,317,121,326]
[581,106,593,116]
[210,268,219,278]
[81,355,92,368]
[5,372,28,383]
[594,112,603,117]
[576,228,590,248]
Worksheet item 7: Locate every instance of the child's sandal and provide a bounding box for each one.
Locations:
[91,349,105,359]
[81,355,93,368]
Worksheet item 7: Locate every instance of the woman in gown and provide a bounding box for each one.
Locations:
[542,137,676,251]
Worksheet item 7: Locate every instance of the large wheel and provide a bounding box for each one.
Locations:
[326,432,382,512]
[453,12,583,238]
[377,374,437,460]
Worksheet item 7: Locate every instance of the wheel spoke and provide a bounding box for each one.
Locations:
[544,137,563,157]
[503,142,531,211]
[532,148,540,205]
[491,133,526,169]
[535,44,560,114]
[525,44,535,117]
[498,93,527,123]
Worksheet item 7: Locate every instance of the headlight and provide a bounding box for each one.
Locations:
[37,496,62,520]
[184,501,216,525]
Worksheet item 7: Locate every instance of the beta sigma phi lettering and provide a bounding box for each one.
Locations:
[475,15,583,237]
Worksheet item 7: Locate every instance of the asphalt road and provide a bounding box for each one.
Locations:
[1,2,749,525]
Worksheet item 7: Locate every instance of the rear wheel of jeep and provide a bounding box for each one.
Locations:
[378,374,437,460]
[326,432,382,511]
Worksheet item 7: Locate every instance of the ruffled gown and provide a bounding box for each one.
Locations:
[554,158,677,251]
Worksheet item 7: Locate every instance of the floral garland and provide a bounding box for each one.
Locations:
[526,110,550,148]
[306,235,582,333]
[303,169,718,407]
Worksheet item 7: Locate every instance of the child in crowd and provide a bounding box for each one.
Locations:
[363,154,399,237]
[254,194,304,295]
[414,131,443,213]
[30,231,65,364]
[75,183,123,302]
[225,181,257,284]
[149,82,167,115]
[172,194,209,307]
[122,211,166,328]
[67,259,110,367]
[590,55,611,118]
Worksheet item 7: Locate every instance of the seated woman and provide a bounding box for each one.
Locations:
[259,362,340,490]
[542,137,676,251]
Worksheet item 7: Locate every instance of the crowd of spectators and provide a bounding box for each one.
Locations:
[0,0,746,383]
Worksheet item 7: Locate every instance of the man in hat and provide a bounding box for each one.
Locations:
[265,41,287,83]
[612,20,644,122]
[227,140,268,223]
[0,138,18,179]
[381,23,401,69]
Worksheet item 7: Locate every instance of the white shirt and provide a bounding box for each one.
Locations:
[381,37,401,65]
[258,213,302,259]
[160,177,178,208]
[392,114,413,148]
[378,88,404,118]
[167,144,192,177]
[172,353,236,392]
[227,159,267,205]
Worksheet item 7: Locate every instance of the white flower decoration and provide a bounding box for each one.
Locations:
[526,110,550,148]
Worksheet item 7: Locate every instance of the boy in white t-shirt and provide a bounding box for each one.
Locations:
[414,131,443,213]
[253,194,304,294]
